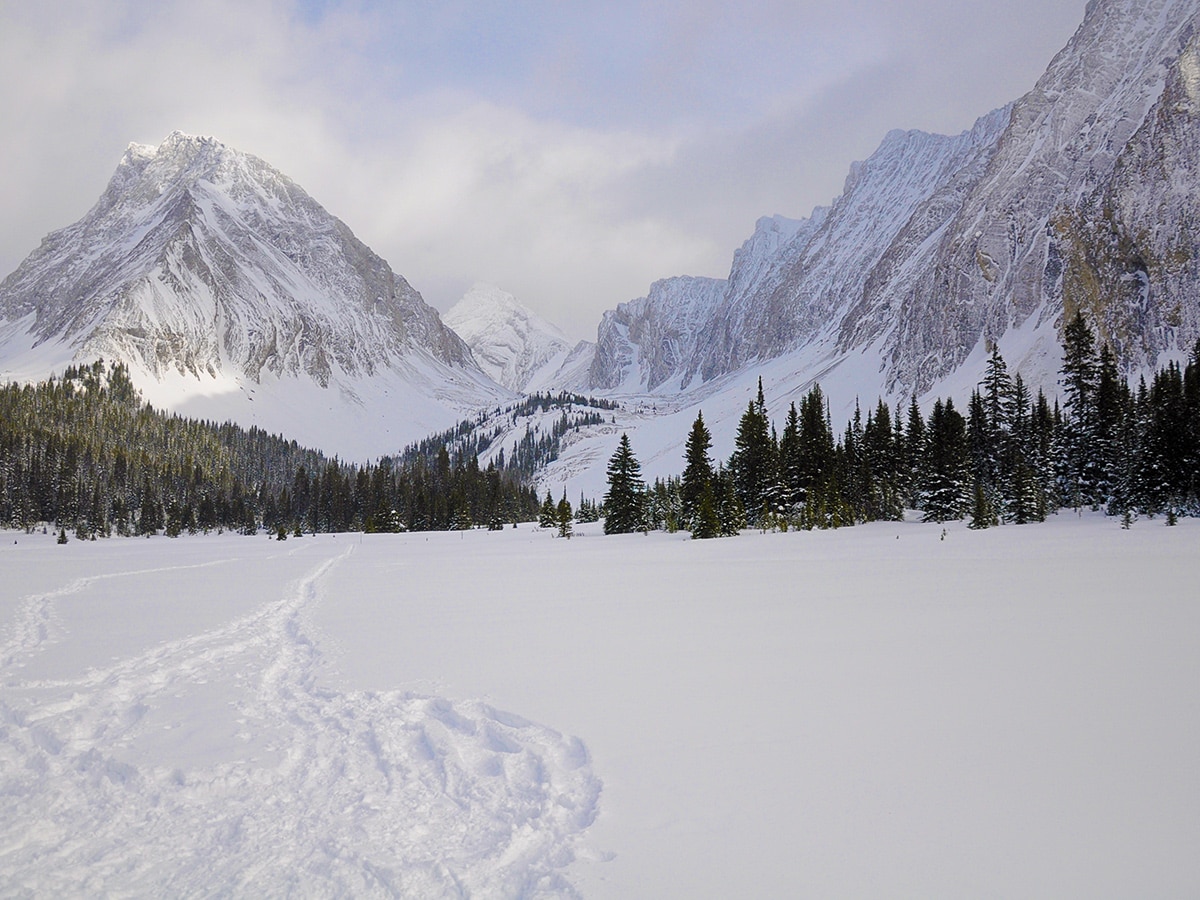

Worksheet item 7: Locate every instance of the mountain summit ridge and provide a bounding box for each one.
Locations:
[583,0,1200,404]
[0,131,505,459]
[0,130,476,385]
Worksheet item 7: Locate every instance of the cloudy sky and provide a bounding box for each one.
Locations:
[1,0,1087,340]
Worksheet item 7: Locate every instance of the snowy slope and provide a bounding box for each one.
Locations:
[3,517,1197,896]
[0,132,507,460]
[444,284,574,393]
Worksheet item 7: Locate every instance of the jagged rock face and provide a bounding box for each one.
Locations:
[1053,28,1200,367]
[443,284,571,392]
[0,131,474,386]
[589,275,726,392]
[689,112,1010,386]
[585,0,1200,399]
[888,0,1200,390]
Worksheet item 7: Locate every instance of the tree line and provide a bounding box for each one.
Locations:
[600,313,1200,537]
[398,392,615,479]
[0,360,540,538]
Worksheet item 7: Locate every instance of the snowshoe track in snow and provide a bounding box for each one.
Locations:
[0,540,600,898]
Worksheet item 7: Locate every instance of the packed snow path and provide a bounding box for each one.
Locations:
[0,538,600,897]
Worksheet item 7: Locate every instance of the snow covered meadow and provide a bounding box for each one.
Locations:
[2,514,1197,897]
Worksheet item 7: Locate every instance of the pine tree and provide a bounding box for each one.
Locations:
[715,467,745,536]
[863,399,901,521]
[903,396,926,509]
[557,491,573,538]
[539,490,557,528]
[1060,310,1101,507]
[603,434,645,535]
[680,412,714,529]
[777,402,802,514]
[729,398,775,524]
[796,385,836,512]
[920,398,969,522]
[967,481,998,529]
[691,480,721,539]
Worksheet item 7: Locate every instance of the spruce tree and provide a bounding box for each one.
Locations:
[796,385,836,511]
[730,399,775,524]
[778,402,802,513]
[903,396,926,508]
[539,490,557,528]
[1060,310,1100,506]
[691,480,721,539]
[680,412,714,529]
[603,433,645,535]
[920,398,969,522]
[715,467,745,536]
[557,491,573,538]
[863,399,901,521]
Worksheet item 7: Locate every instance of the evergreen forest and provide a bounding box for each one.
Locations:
[605,313,1200,537]
[0,360,540,538]
[4,313,1199,542]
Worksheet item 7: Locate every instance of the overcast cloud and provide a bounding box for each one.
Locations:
[1,0,1087,340]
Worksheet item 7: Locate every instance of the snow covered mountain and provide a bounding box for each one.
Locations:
[519,0,1200,500]
[0,132,506,458]
[443,283,579,392]
[583,0,1200,404]
[589,275,727,393]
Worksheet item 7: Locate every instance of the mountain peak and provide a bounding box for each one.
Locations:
[0,132,502,457]
[444,283,572,392]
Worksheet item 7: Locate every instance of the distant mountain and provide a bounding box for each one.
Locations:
[589,275,727,393]
[583,0,1200,405]
[0,132,505,458]
[443,283,576,392]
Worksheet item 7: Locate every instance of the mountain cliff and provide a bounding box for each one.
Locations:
[583,0,1200,402]
[589,275,727,392]
[0,132,503,458]
[0,131,476,382]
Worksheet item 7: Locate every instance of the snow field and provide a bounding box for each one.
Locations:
[311,516,1200,897]
[0,514,1197,897]
[0,536,599,898]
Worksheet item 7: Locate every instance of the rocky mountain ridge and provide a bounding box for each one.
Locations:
[584,0,1200,403]
[0,131,475,385]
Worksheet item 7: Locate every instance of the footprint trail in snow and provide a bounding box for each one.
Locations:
[0,541,600,898]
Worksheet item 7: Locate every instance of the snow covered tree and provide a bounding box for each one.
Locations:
[680,412,714,529]
[690,480,721,539]
[920,398,969,522]
[715,467,745,536]
[729,397,775,525]
[789,384,837,519]
[603,433,645,535]
[556,491,573,538]
[903,396,926,509]
[539,490,557,528]
[862,399,902,521]
[777,402,802,514]
[575,495,600,523]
